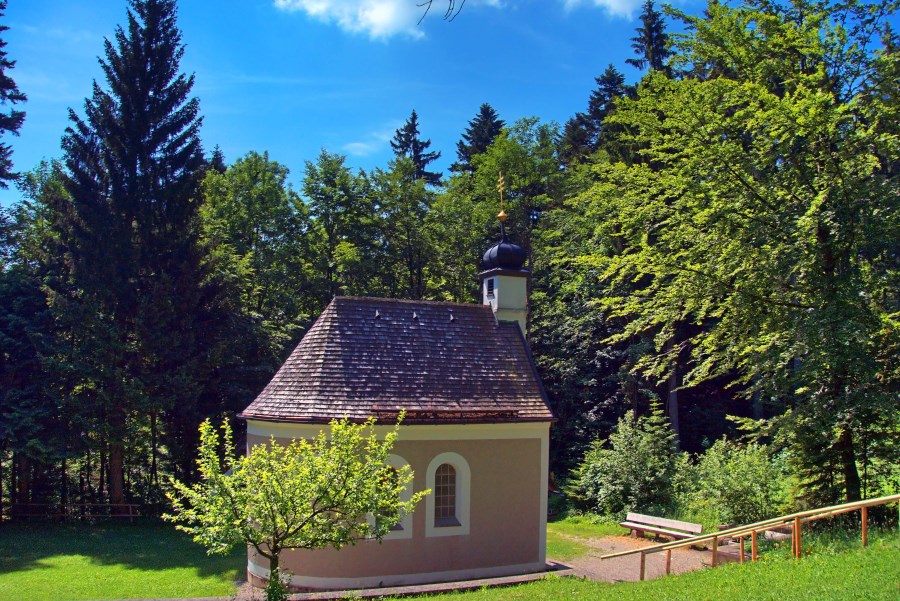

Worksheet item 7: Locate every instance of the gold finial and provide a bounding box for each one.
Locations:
[497,171,507,222]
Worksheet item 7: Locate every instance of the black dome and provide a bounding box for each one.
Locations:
[482,225,527,271]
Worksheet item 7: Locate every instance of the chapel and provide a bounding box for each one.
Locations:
[239,215,555,590]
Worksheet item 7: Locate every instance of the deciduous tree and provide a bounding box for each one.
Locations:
[165,416,427,582]
[579,0,900,504]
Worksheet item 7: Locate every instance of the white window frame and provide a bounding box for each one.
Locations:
[425,452,471,537]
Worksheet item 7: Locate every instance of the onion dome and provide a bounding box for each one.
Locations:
[482,221,527,271]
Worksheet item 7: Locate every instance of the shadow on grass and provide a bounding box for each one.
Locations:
[0,520,244,581]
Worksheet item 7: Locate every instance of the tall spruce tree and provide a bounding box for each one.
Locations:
[0,0,26,188]
[58,0,205,505]
[451,103,505,173]
[626,0,670,73]
[559,65,630,166]
[390,110,442,186]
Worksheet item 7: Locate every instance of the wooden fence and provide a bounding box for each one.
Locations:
[600,493,900,581]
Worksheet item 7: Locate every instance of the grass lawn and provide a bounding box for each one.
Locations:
[1,518,896,601]
[0,521,242,601]
[412,535,900,601]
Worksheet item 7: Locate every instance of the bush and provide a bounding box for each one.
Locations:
[568,404,679,516]
[675,438,790,527]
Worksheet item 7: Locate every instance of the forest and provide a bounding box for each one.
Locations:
[0,0,897,520]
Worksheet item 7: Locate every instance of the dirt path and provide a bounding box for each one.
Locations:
[549,534,739,583]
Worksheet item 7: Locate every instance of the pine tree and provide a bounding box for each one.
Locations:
[0,0,26,188]
[390,110,442,186]
[451,103,505,173]
[558,65,629,166]
[626,0,670,73]
[58,0,205,506]
[206,145,227,174]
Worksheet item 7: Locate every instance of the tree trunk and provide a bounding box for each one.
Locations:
[151,411,159,490]
[108,405,126,511]
[15,454,29,507]
[667,364,680,449]
[836,427,862,503]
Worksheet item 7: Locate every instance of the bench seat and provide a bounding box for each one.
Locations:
[620,512,702,540]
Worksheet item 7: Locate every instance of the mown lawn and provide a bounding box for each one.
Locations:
[1,519,896,601]
[413,535,900,601]
[0,521,242,601]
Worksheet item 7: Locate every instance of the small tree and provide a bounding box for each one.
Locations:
[165,416,428,587]
[569,404,679,516]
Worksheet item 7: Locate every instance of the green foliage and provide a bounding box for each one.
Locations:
[200,150,314,353]
[674,439,791,527]
[626,0,670,72]
[578,0,900,504]
[264,567,290,601]
[164,415,428,574]
[302,149,376,301]
[0,0,26,187]
[451,103,505,173]
[390,109,442,186]
[370,157,435,299]
[569,405,679,515]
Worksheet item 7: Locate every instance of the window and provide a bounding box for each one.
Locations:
[368,454,413,540]
[425,452,470,537]
[486,277,495,297]
[434,464,459,527]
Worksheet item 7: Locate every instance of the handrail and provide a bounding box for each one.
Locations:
[599,493,900,580]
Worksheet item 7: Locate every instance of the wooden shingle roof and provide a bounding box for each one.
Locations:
[239,296,554,424]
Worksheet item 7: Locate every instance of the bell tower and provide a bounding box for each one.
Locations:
[478,173,529,336]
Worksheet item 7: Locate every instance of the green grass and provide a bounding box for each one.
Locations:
[547,514,627,539]
[545,530,592,561]
[545,513,626,561]
[0,521,243,601]
[2,519,896,601]
[411,534,900,600]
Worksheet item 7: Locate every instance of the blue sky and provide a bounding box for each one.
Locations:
[1,0,690,206]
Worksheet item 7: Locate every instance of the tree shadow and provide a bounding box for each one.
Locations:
[0,521,244,581]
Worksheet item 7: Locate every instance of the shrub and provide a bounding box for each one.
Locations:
[568,404,679,516]
[675,438,790,527]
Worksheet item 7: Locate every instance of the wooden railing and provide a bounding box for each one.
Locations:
[600,493,900,581]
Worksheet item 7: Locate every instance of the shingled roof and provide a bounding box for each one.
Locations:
[239,296,554,424]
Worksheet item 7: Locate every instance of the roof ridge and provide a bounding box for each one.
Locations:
[331,296,490,310]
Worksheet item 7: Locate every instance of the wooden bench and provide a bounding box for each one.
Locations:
[620,512,703,540]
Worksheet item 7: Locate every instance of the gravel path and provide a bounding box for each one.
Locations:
[550,534,737,583]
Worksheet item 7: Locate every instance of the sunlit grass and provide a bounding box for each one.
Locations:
[0,522,242,601]
[411,533,900,600]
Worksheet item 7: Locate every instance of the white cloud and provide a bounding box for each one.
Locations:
[274,0,502,40]
[342,122,399,156]
[563,0,643,19]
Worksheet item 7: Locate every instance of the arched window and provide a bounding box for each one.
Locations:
[434,464,459,527]
[426,452,470,537]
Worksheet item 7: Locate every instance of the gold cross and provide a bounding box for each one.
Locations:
[497,171,507,222]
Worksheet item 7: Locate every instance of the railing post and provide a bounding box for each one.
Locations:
[712,535,718,567]
[666,549,672,575]
[639,551,646,581]
[794,517,802,559]
[751,530,758,561]
[739,536,745,564]
[861,506,868,547]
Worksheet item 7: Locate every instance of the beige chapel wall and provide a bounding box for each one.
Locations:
[245,429,546,582]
